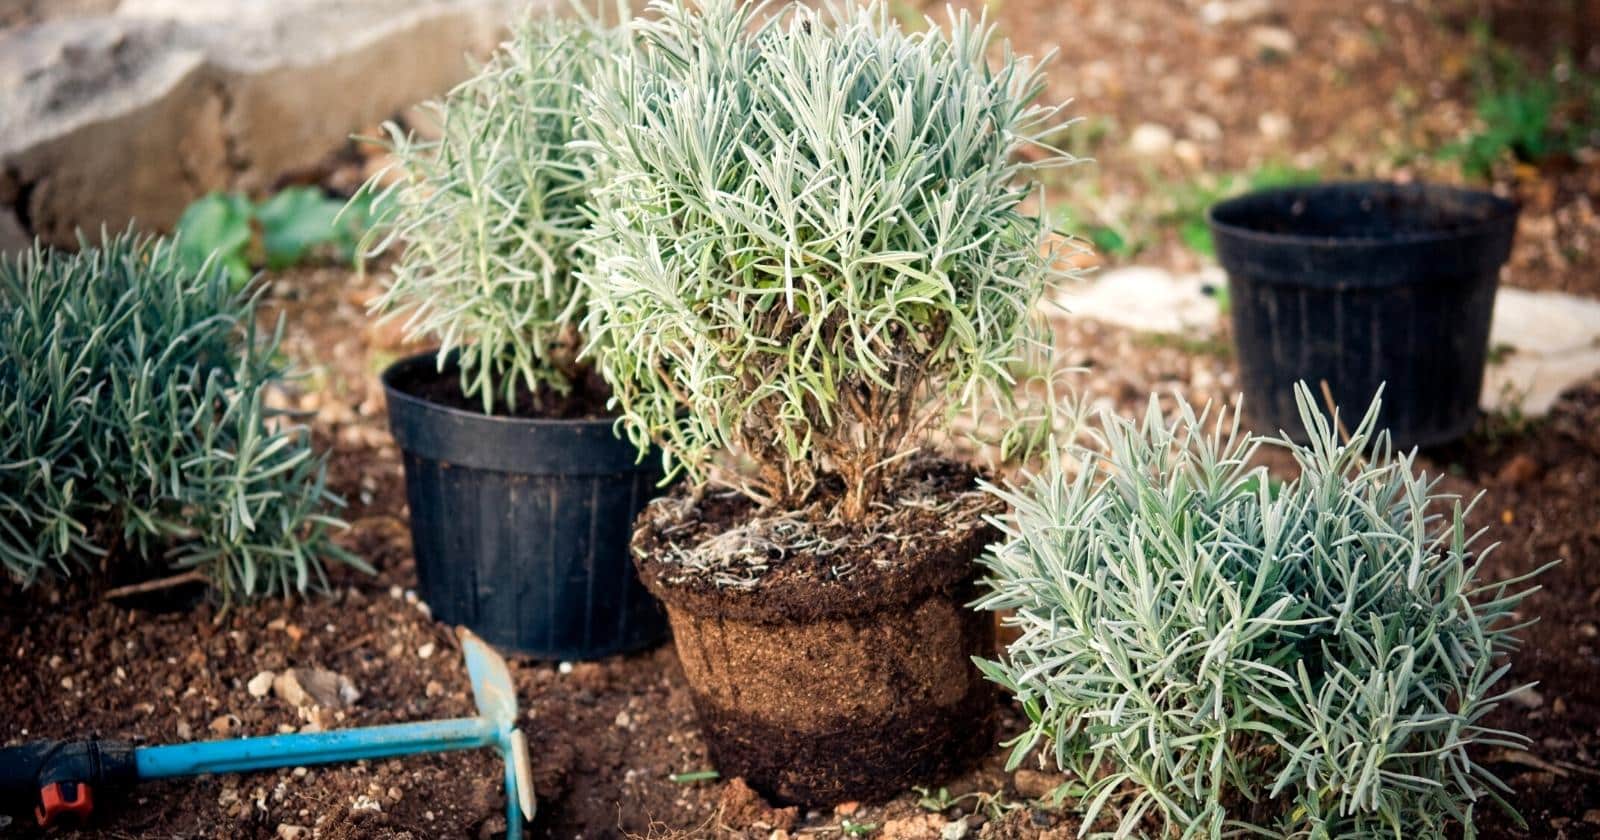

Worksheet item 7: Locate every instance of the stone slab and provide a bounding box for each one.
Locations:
[1483,288,1600,415]
[1050,265,1225,335]
[0,0,522,249]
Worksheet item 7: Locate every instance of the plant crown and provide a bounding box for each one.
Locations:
[363,16,611,413]
[580,0,1071,520]
[0,233,359,600]
[976,385,1539,838]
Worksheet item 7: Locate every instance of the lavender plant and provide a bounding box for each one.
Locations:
[579,0,1073,520]
[0,233,357,600]
[976,385,1540,838]
[362,16,613,413]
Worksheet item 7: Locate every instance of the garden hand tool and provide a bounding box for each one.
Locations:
[0,628,533,838]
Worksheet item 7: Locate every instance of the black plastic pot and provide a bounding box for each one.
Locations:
[1209,181,1518,448]
[382,352,668,660]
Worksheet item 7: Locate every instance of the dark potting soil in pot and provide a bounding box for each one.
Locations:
[390,357,614,420]
[632,458,1001,807]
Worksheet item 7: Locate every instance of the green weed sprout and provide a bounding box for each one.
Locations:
[976,385,1540,838]
[361,16,614,413]
[0,233,358,600]
[580,0,1073,520]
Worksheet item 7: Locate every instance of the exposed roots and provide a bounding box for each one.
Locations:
[642,459,998,590]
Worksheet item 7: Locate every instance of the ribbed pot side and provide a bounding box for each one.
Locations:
[383,351,668,660]
[1209,181,1518,449]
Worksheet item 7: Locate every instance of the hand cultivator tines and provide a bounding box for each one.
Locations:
[0,629,534,837]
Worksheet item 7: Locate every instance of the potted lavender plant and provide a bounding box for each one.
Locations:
[581,0,1072,804]
[364,16,667,659]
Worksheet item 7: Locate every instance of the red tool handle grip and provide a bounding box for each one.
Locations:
[0,739,133,825]
[37,781,94,826]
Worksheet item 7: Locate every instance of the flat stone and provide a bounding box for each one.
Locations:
[1483,347,1600,416]
[1483,288,1600,416]
[1050,265,1224,336]
[0,0,519,250]
[1491,288,1600,357]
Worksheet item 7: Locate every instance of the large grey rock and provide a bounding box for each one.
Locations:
[0,0,521,249]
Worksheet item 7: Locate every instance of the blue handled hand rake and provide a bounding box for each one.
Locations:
[0,628,534,838]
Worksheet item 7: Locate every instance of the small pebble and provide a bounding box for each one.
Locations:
[248,671,276,698]
[1509,686,1545,710]
[1129,123,1174,157]
[1249,25,1297,55]
[1258,112,1292,141]
[417,643,436,660]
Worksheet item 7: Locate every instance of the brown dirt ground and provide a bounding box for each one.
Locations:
[5,272,1597,840]
[5,0,1600,838]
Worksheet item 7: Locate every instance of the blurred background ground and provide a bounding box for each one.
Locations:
[2,0,1599,838]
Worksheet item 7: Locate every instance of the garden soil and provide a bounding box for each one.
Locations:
[4,281,1597,839]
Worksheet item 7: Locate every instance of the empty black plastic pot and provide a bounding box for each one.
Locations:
[382,351,668,660]
[1209,181,1518,448]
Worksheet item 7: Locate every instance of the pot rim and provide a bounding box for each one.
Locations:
[380,349,623,430]
[380,350,659,475]
[1207,179,1519,250]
